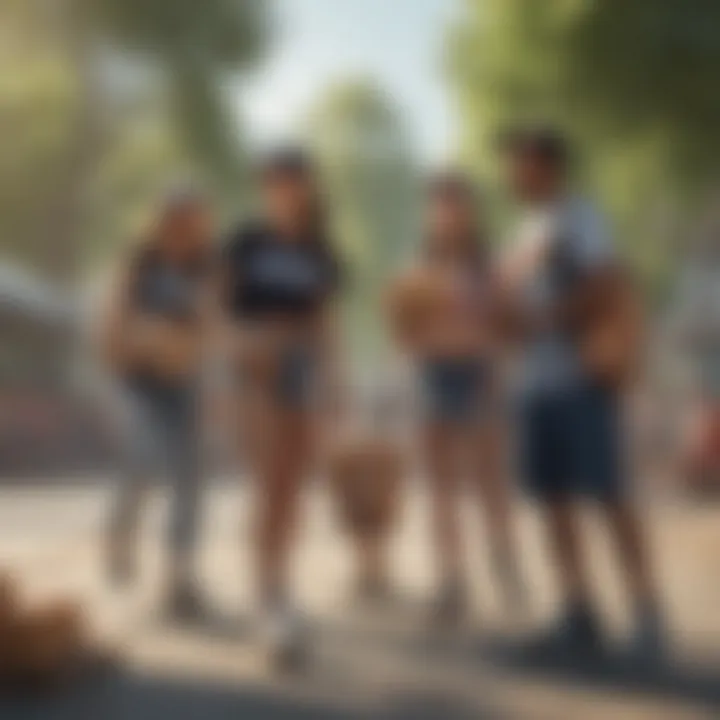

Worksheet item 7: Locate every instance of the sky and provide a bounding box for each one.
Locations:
[237,0,462,163]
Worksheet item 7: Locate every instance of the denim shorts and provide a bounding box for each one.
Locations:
[421,358,490,425]
[518,380,624,501]
[276,345,316,409]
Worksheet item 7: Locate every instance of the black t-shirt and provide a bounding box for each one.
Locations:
[222,221,341,319]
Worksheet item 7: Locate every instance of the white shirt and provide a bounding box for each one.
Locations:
[511,195,614,394]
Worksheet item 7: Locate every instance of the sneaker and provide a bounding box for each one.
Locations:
[164,581,208,623]
[629,605,665,662]
[430,580,468,628]
[262,599,309,672]
[527,603,603,657]
[354,573,391,605]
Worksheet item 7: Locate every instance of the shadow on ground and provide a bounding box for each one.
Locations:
[476,635,720,715]
[0,668,504,720]
[0,670,358,720]
[319,602,720,717]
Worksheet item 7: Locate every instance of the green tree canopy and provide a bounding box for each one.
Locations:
[92,0,269,192]
[306,78,420,360]
[0,0,271,279]
[448,0,720,288]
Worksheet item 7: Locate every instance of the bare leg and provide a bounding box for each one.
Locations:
[423,422,463,589]
[469,422,525,609]
[604,499,664,653]
[254,409,311,603]
[527,499,603,651]
[356,533,389,598]
[544,499,591,609]
[604,500,658,610]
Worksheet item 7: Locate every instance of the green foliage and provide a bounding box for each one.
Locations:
[94,0,267,68]
[0,2,76,274]
[0,0,270,279]
[449,0,720,290]
[306,79,421,361]
[94,0,269,195]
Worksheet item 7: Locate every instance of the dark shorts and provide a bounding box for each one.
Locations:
[276,345,316,409]
[518,380,624,502]
[421,359,490,425]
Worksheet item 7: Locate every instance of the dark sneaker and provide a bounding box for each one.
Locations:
[354,574,391,605]
[164,582,208,623]
[527,604,603,657]
[629,606,665,662]
[262,601,310,673]
[430,581,468,628]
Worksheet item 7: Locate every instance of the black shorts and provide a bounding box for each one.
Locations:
[518,380,624,502]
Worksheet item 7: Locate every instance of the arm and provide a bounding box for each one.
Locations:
[559,262,627,336]
[488,269,531,348]
[560,208,644,387]
[558,205,624,336]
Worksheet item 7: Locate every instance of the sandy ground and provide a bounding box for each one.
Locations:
[0,481,719,719]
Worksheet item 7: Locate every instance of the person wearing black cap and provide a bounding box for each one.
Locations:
[220,148,343,666]
[500,126,663,656]
[100,187,214,618]
[387,171,525,626]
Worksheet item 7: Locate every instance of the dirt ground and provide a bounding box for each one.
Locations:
[0,482,719,719]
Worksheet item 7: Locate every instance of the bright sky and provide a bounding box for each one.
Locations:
[237,0,462,163]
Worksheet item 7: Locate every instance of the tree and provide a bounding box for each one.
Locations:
[0,1,77,275]
[448,1,720,289]
[306,79,420,363]
[92,0,269,194]
[0,0,270,281]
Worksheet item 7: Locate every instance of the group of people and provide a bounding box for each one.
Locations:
[97,125,663,668]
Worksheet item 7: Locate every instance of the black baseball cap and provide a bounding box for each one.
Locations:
[257,146,314,180]
[497,124,571,169]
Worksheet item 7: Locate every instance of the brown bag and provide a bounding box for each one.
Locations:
[0,572,103,689]
[0,574,19,679]
[127,318,200,379]
[327,435,404,538]
[386,269,452,350]
[4,602,86,685]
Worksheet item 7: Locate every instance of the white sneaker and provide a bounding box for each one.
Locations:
[262,600,309,671]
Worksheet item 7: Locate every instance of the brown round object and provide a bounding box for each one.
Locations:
[0,573,20,681]
[386,268,453,349]
[328,436,404,537]
[7,601,85,685]
[128,318,200,379]
[0,573,19,626]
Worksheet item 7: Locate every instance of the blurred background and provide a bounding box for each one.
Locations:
[2,1,720,718]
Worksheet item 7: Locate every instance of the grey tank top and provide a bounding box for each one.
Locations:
[124,249,205,391]
[130,250,203,325]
